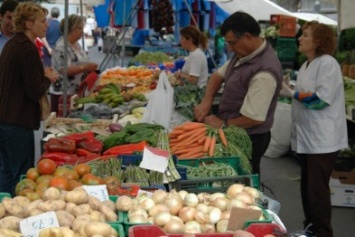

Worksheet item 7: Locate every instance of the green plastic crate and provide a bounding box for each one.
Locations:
[122,211,151,236]
[243,208,273,229]
[0,192,11,201]
[108,222,125,237]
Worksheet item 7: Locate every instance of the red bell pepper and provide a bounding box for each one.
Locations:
[103,141,147,156]
[43,138,76,153]
[40,152,79,165]
[62,131,95,144]
[77,137,103,154]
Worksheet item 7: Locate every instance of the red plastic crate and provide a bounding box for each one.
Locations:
[245,223,286,237]
[128,225,234,237]
[270,14,297,37]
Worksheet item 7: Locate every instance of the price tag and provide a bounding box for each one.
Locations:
[140,146,169,173]
[20,211,59,237]
[82,185,109,201]
[137,189,153,198]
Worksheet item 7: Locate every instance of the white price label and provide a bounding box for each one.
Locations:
[83,185,109,201]
[20,211,59,237]
[137,189,153,198]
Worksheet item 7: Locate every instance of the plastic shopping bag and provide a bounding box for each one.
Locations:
[141,71,174,131]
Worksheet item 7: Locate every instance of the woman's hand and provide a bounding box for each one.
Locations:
[44,67,59,83]
[84,62,98,72]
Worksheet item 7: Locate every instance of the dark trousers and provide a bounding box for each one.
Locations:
[50,94,60,114]
[0,123,34,196]
[249,131,271,175]
[299,152,338,237]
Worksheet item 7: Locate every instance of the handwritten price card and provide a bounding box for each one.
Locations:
[83,184,109,201]
[20,211,59,237]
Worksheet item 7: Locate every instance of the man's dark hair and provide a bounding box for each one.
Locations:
[50,7,60,18]
[0,0,19,16]
[220,11,261,37]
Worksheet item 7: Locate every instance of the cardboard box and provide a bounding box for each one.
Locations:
[330,168,355,207]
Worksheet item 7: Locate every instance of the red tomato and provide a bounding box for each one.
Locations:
[49,176,69,190]
[37,159,57,175]
[26,167,40,181]
[15,178,37,196]
[74,163,91,178]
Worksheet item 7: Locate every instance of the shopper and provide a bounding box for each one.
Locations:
[50,14,98,114]
[42,7,62,67]
[281,21,348,237]
[0,0,19,53]
[175,25,209,88]
[0,2,59,196]
[194,11,283,175]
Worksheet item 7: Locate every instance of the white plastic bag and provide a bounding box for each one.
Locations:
[141,71,174,131]
[264,101,292,158]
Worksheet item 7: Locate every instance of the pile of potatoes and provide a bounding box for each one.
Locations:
[0,187,121,237]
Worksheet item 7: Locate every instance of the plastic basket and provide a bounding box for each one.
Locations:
[170,174,259,194]
[122,212,151,236]
[177,157,244,174]
[270,14,297,37]
[243,208,273,229]
[0,192,11,201]
[245,223,286,237]
[128,225,233,237]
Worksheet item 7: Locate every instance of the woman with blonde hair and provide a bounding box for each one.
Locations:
[50,14,98,114]
[0,2,59,196]
[175,25,209,88]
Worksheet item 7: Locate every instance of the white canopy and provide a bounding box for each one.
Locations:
[210,0,337,26]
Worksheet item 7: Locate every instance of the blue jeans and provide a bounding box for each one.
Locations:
[0,123,34,196]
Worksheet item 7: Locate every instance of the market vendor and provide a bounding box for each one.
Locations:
[175,26,209,89]
[194,11,283,176]
[131,28,151,55]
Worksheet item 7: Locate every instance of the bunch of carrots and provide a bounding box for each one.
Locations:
[168,122,228,159]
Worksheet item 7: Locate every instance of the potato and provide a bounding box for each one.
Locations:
[65,202,77,214]
[12,196,30,208]
[0,216,22,231]
[59,190,67,201]
[26,199,43,213]
[72,214,92,231]
[0,204,5,219]
[72,204,92,217]
[1,198,26,218]
[42,187,61,201]
[88,196,102,211]
[38,200,66,212]
[84,221,112,237]
[28,208,44,216]
[102,200,117,212]
[99,204,117,222]
[55,210,75,228]
[65,190,89,205]
[90,210,105,222]
[0,227,22,237]
[38,227,76,237]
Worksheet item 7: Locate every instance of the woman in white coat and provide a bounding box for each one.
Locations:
[282,21,348,237]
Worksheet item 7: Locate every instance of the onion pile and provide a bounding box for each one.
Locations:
[115,185,263,234]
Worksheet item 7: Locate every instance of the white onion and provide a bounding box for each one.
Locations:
[226,184,245,199]
[243,187,262,200]
[209,192,225,202]
[197,192,210,203]
[220,211,231,220]
[129,215,148,223]
[171,216,184,223]
[184,193,199,207]
[128,208,148,219]
[154,212,172,226]
[116,195,133,211]
[152,189,168,204]
[234,192,254,205]
[139,198,155,211]
[165,191,184,215]
[226,199,245,210]
[216,219,229,233]
[178,206,196,223]
[163,219,185,234]
[201,223,216,233]
[208,207,222,224]
[195,203,209,213]
[147,216,154,224]
[149,204,170,217]
[184,221,202,234]
[210,197,229,211]
[195,210,209,224]
[178,190,188,200]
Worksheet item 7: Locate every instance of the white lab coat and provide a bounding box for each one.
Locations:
[291,55,348,154]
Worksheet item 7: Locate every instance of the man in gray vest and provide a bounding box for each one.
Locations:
[194,11,283,176]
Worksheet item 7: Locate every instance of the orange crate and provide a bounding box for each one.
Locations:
[270,14,297,37]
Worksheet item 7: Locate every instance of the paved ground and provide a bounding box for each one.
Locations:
[88,45,355,236]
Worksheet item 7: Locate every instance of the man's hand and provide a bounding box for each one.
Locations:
[194,102,211,122]
[44,67,59,83]
[203,115,223,128]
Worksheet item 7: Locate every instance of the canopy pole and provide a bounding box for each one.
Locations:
[62,0,69,117]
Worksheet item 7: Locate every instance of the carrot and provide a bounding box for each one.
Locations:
[208,134,216,157]
[178,148,204,158]
[184,131,207,146]
[203,134,212,153]
[197,135,206,145]
[168,129,185,138]
[174,146,203,155]
[178,152,205,159]
[181,122,206,131]
[177,127,206,141]
[218,128,228,147]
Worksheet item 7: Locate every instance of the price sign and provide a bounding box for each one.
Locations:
[137,189,153,198]
[82,185,109,201]
[20,211,59,237]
